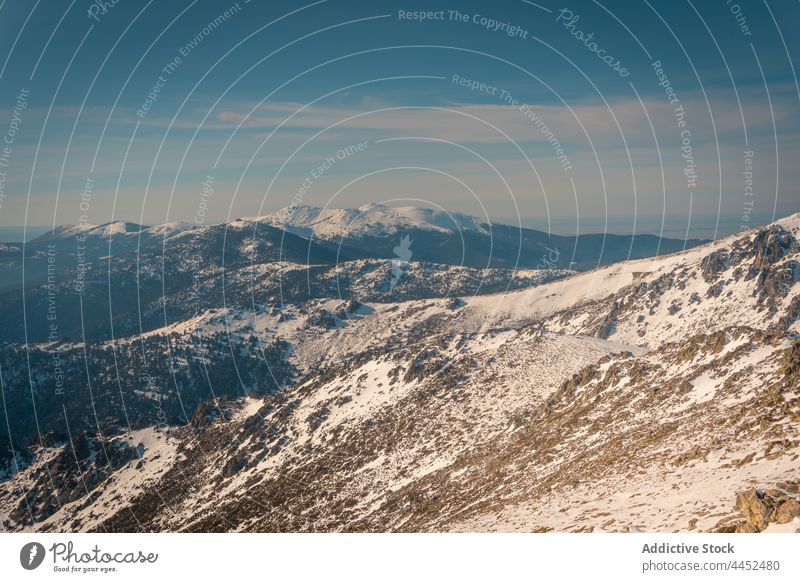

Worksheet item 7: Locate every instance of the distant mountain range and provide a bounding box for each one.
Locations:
[0,205,708,344]
[0,203,705,293]
[256,203,707,270]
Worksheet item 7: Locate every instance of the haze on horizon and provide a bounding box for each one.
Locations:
[0,0,797,242]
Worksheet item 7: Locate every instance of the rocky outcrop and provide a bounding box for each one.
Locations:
[307,308,339,330]
[747,226,798,278]
[778,295,800,330]
[746,227,799,312]
[700,249,729,282]
[717,484,800,532]
[333,299,362,318]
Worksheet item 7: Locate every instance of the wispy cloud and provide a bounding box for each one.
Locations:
[207,86,797,148]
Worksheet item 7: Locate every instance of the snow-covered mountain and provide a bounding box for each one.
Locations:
[0,205,705,298]
[250,203,707,271]
[251,203,491,239]
[0,221,196,293]
[1,212,798,533]
[31,221,148,241]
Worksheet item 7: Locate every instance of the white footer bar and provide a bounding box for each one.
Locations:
[1,532,797,581]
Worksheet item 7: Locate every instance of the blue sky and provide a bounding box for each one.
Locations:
[0,0,798,237]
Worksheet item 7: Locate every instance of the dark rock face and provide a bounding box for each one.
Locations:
[307,309,339,330]
[779,340,800,390]
[0,434,17,466]
[700,250,729,283]
[0,434,33,480]
[333,299,362,320]
[745,226,799,312]
[747,226,799,278]
[694,226,799,312]
[593,301,620,339]
[8,432,145,527]
[445,297,464,310]
[222,453,248,478]
[0,333,294,448]
[706,280,726,298]
[778,295,800,330]
[190,400,227,430]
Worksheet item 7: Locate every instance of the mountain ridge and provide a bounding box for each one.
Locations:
[0,212,798,533]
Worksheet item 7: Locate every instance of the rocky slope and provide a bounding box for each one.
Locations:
[0,213,798,533]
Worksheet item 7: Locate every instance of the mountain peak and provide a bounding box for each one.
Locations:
[252,203,489,240]
[91,221,146,236]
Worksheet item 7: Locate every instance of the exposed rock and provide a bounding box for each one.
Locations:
[333,299,362,319]
[445,297,464,310]
[747,226,798,279]
[722,484,800,532]
[700,250,728,282]
[307,308,338,330]
[222,454,248,478]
